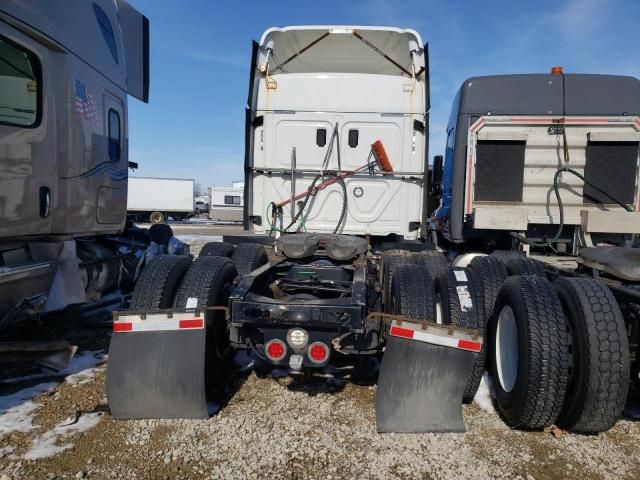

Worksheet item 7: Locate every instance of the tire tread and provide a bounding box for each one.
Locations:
[555,277,630,433]
[130,255,191,309]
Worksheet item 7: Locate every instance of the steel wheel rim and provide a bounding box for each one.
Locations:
[496,305,518,393]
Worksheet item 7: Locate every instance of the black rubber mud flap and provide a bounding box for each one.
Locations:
[376,328,479,433]
[107,329,208,419]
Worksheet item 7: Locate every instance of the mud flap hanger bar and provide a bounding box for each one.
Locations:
[270,30,416,78]
[112,306,229,332]
[366,312,483,352]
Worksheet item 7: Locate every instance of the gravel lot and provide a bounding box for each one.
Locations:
[1,226,639,479]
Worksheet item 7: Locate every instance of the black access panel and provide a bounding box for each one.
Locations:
[583,141,639,205]
[474,140,526,202]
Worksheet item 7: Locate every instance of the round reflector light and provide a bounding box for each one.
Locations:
[265,339,286,361]
[308,342,329,364]
[287,328,309,348]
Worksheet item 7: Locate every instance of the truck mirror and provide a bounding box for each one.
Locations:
[431,155,443,197]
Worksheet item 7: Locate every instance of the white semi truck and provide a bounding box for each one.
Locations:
[0,1,152,337]
[127,176,195,223]
[107,26,482,432]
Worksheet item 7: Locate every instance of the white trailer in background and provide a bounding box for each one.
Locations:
[209,183,244,222]
[127,177,195,223]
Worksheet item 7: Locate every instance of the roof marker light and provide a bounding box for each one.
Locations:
[551,66,564,75]
[329,28,354,34]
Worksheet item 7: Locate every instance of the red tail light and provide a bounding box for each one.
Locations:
[265,339,286,361]
[307,342,329,364]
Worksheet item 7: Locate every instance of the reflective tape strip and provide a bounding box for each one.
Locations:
[389,325,481,352]
[113,318,204,332]
[113,322,132,332]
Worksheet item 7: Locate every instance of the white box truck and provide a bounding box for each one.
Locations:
[127,177,195,223]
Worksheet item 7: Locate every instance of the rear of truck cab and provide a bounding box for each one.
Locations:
[432,72,640,246]
[244,26,429,240]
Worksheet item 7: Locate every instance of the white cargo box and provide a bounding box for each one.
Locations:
[127,177,194,213]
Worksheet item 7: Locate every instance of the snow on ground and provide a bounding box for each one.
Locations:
[473,374,496,414]
[0,350,106,449]
[63,351,107,385]
[0,382,57,436]
[0,445,14,457]
[176,235,224,243]
[23,412,104,460]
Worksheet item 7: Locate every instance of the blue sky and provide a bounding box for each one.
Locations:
[127,0,640,189]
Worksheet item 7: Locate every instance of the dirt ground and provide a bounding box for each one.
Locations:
[1,224,639,479]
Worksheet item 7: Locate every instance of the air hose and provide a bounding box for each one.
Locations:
[282,173,348,234]
[268,140,391,236]
[511,166,633,248]
[511,72,633,249]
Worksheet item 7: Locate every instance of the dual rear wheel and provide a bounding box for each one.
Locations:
[389,251,630,432]
[128,242,269,365]
[390,261,486,404]
[488,273,630,432]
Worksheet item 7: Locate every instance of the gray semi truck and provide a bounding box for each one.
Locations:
[429,69,639,432]
[0,0,152,337]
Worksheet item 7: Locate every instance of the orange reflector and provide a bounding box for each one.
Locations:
[551,66,563,75]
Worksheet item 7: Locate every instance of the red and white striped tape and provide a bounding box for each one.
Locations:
[113,317,204,332]
[389,324,482,352]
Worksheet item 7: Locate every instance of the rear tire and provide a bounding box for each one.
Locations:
[390,264,435,321]
[149,211,165,224]
[199,241,234,258]
[418,250,449,278]
[231,243,268,275]
[435,267,485,403]
[130,254,191,309]
[506,258,546,277]
[489,275,569,429]
[174,256,238,365]
[382,250,413,312]
[554,277,630,433]
[469,256,507,319]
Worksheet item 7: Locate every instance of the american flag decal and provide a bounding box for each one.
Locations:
[74,79,99,126]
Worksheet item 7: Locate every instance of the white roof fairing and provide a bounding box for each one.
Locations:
[258,26,425,76]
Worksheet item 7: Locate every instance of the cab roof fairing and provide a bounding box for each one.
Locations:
[255,26,425,77]
[453,73,640,117]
